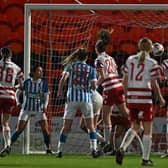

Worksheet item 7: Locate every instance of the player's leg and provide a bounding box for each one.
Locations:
[117,102,129,119]
[11,110,30,146]
[80,90,105,144]
[94,115,105,144]
[80,116,89,133]
[0,119,27,157]
[80,116,105,143]
[102,105,112,144]
[141,121,153,166]
[56,119,73,157]
[106,124,116,155]
[56,102,76,157]
[111,125,127,155]
[39,118,52,154]
[0,112,12,157]
[0,111,29,157]
[1,113,11,149]
[116,120,140,165]
[92,90,105,143]
[82,102,102,158]
[11,120,27,144]
[85,117,102,158]
[161,109,168,158]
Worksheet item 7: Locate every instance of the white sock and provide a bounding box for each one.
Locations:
[2,126,11,148]
[57,142,64,153]
[104,126,112,143]
[120,128,136,151]
[142,135,152,160]
[96,132,105,142]
[135,133,144,155]
[90,139,97,151]
[166,122,168,153]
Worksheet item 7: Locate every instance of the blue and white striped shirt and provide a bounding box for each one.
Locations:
[22,78,49,112]
[63,61,97,103]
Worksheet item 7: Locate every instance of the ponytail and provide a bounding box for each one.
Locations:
[139,51,147,64]
[95,29,111,53]
[97,29,111,45]
[138,37,152,64]
[63,48,88,66]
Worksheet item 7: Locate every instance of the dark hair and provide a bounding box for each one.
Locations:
[0,47,12,76]
[29,64,42,77]
[77,48,88,61]
[95,29,111,53]
[0,46,12,58]
[97,29,111,45]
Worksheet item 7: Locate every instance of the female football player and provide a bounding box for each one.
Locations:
[0,64,52,156]
[116,37,165,166]
[56,47,101,158]
[94,29,129,152]
[0,47,23,157]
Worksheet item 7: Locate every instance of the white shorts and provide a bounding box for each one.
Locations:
[63,102,94,119]
[91,90,103,115]
[18,110,47,121]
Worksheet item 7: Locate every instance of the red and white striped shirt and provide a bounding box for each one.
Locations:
[161,59,168,79]
[123,52,163,104]
[95,52,123,91]
[0,59,23,100]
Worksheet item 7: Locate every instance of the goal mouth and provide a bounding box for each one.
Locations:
[23,4,168,154]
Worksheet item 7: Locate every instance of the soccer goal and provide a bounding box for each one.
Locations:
[23,3,168,154]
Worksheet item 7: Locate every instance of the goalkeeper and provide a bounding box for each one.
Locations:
[0,65,52,157]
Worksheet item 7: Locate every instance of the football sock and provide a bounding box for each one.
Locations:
[11,131,22,145]
[57,133,67,152]
[89,131,97,150]
[2,126,11,147]
[120,128,136,151]
[142,135,152,160]
[43,133,50,149]
[104,126,112,144]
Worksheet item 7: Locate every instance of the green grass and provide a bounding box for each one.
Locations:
[0,154,167,168]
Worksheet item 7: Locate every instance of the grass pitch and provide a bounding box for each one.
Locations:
[0,154,167,168]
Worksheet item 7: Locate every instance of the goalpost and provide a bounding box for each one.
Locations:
[23,3,168,154]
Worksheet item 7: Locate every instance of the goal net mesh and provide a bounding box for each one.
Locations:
[28,8,168,154]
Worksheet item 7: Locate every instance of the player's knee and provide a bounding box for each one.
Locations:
[2,125,10,132]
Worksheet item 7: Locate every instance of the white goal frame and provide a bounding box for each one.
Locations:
[24,3,168,154]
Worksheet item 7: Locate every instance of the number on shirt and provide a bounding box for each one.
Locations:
[0,66,14,83]
[72,68,89,87]
[105,58,116,73]
[130,63,144,81]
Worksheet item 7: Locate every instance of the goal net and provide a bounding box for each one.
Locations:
[23,4,168,154]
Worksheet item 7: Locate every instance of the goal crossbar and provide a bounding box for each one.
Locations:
[25,3,168,11]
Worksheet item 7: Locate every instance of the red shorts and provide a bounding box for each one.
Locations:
[0,98,16,114]
[128,103,154,122]
[111,115,130,128]
[103,87,125,106]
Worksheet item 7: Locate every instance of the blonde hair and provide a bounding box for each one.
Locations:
[63,48,88,66]
[138,37,152,64]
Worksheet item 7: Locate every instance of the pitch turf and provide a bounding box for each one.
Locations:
[0,154,167,168]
